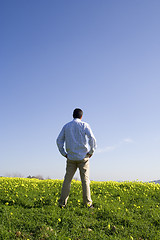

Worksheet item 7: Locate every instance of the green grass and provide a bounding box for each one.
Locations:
[0,177,160,240]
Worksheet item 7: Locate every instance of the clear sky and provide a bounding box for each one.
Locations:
[1,0,160,181]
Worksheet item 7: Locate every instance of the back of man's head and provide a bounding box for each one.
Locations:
[73,108,83,119]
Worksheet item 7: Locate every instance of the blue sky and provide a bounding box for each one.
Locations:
[1,0,160,181]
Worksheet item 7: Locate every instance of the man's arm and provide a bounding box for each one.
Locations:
[85,124,97,156]
[56,126,67,157]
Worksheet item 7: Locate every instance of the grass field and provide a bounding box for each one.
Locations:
[0,177,160,240]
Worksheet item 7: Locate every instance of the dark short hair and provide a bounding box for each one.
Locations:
[73,108,83,119]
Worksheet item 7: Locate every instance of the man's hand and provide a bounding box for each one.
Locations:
[87,153,92,158]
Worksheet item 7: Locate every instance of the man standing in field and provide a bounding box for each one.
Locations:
[56,108,96,208]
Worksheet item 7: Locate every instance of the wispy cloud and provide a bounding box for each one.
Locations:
[96,137,134,154]
[123,138,134,143]
[96,145,116,153]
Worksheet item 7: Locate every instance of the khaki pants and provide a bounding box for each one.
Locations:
[59,158,92,207]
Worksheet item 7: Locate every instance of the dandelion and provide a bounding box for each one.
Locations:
[88,228,92,232]
[117,196,121,201]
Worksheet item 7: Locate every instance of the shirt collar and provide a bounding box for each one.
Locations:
[73,118,81,122]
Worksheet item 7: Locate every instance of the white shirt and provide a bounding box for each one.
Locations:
[56,118,96,160]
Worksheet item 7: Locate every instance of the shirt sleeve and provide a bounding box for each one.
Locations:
[56,126,67,157]
[85,124,97,155]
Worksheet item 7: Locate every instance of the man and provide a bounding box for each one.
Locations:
[56,108,96,208]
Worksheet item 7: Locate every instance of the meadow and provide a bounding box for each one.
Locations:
[0,177,160,240]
